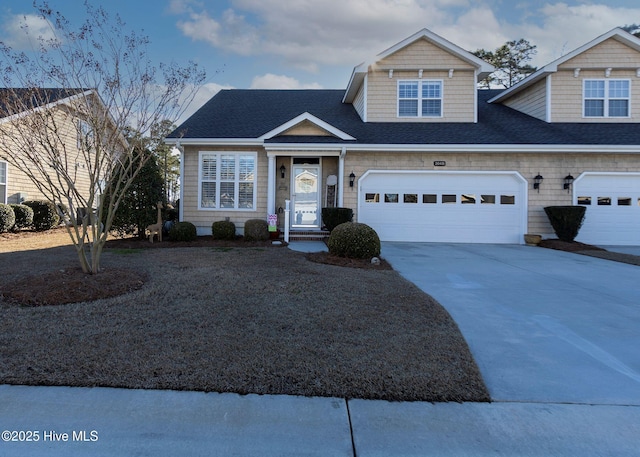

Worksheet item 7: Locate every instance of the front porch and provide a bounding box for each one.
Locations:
[266,149,348,236]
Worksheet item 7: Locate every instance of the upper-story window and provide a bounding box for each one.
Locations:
[398,80,443,117]
[584,79,630,118]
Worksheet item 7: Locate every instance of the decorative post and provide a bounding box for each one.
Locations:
[284,199,290,243]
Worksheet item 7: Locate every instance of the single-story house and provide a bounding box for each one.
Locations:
[167,27,640,245]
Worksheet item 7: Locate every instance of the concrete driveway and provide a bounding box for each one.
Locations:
[381,242,640,405]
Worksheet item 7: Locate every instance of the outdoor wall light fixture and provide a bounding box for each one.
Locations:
[349,171,356,188]
[563,174,574,192]
[533,173,543,191]
[280,164,286,178]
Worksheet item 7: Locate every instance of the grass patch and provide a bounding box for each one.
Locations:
[0,242,489,402]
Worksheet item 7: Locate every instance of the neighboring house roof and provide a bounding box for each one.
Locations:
[489,28,640,104]
[167,89,640,149]
[0,88,91,120]
[343,28,495,103]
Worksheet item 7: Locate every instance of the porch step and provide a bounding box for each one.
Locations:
[285,230,330,241]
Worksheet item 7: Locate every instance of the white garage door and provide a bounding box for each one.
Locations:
[358,171,527,243]
[574,172,640,246]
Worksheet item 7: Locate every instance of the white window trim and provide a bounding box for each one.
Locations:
[583,79,631,118]
[198,151,258,211]
[397,79,443,118]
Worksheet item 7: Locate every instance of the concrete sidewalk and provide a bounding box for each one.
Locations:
[2,385,639,456]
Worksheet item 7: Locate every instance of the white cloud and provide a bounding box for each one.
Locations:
[173,1,640,75]
[177,9,260,56]
[1,13,57,50]
[250,73,323,89]
[177,82,234,125]
[512,3,640,66]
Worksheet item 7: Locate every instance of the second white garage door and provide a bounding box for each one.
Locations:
[574,172,640,246]
[358,170,527,243]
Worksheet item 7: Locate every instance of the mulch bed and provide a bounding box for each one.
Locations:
[2,267,147,307]
[539,239,640,266]
[538,239,606,252]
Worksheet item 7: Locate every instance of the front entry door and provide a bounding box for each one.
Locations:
[292,164,321,229]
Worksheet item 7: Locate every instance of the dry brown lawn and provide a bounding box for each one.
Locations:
[0,229,490,402]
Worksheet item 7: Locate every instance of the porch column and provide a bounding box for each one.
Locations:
[267,153,276,216]
[337,147,346,207]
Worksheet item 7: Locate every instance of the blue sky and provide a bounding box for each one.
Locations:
[2,0,640,120]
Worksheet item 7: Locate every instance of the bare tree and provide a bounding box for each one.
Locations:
[0,1,204,273]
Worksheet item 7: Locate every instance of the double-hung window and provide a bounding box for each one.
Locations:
[199,152,257,210]
[584,79,630,118]
[398,80,443,117]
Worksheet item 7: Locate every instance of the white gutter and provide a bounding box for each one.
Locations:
[164,137,263,146]
[265,142,640,154]
[165,138,640,155]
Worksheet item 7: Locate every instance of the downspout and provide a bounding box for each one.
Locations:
[338,146,346,207]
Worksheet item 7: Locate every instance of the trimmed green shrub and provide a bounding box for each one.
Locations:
[321,207,353,232]
[544,206,586,242]
[10,204,34,230]
[23,200,60,231]
[328,222,381,259]
[0,203,15,233]
[212,220,236,240]
[244,218,269,241]
[168,221,198,241]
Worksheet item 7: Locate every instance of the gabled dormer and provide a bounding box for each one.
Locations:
[489,28,640,123]
[343,28,494,123]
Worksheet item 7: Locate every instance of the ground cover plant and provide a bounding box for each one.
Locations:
[0,230,490,402]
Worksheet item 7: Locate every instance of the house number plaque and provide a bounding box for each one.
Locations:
[433,161,446,166]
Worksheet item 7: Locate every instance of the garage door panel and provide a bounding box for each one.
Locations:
[359,171,526,244]
[574,173,640,246]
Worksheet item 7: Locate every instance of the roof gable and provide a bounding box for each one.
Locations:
[344,28,494,103]
[259,112,356,141]
[489,28,640,103]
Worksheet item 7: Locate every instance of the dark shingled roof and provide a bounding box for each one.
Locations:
[168,89,640,146]
[0,88,88,118]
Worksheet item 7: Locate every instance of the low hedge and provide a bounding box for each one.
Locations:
[10,204,34,230]
[244,219,269,241]
[169,221,198,241]
[0,203,15,233]
[23,200,60,231]
[212,220,236,240]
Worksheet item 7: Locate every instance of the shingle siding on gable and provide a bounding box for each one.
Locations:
[552,38,639,123]
[361,37,477,123]
[559,38,639,69]
[282,121,332,136]
[550,69,638,122]
[366,69,476,122]
[377,38,473,70]
[504,78,547,122]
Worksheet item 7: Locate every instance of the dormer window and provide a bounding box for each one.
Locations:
[398,80,442,117]
[584,79,630,118]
